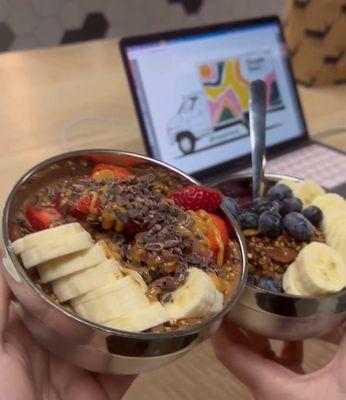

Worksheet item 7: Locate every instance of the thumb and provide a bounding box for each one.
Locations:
[97,374,137,400]
[211,320,296,392]
[319,321,346,345]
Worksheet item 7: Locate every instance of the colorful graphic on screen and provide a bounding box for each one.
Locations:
[165,52,285,157]
[198,57,283,125]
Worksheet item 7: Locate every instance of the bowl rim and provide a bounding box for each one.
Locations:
[2,149,248,340]
[214,172,346,303]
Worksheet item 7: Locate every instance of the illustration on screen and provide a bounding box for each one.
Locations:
[167,51,285,156]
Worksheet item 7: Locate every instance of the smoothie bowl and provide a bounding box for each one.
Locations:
[216,174,346,341]
[1,150,247,374]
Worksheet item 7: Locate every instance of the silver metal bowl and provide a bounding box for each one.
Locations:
[215,173,346,341]
[1,150,247,374]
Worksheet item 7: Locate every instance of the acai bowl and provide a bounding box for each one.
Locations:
[216,174,346,341]
[1,150,247,374]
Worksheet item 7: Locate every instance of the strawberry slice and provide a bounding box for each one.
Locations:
[72,195,102,219]
[55,194,74,215]
[207,214,229,253]
[26,206,61,231]
[170,185,221,212]
[91,163,134,180]
[125,220,145,235]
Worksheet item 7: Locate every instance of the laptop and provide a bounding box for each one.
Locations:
[119,16,346,195]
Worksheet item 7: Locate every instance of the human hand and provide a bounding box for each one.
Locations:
[0,267,136,400]
[212,319,346,400]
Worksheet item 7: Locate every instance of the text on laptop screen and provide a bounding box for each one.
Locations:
[125,22,305,174]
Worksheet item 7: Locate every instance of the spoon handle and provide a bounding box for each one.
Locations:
[249,80,267,199]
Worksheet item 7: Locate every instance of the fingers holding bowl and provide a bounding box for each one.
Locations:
[0,261,10,342]
[211,320,297,393]
[279,341,304,374]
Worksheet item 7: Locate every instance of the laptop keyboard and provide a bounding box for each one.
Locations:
[240,143,346,192]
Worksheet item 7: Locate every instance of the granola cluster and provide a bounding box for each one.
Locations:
[244,229,324,282]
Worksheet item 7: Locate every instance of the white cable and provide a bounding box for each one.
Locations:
[60,117,126,152]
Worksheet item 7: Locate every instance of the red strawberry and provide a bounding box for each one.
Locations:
[72,195,102,219]
[170,185,222,212]
[91,163,134,179]
[26,206,61,231]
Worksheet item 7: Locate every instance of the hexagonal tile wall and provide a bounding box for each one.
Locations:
[82,13,109,40]
[12,35,40,51]
[35,18,63,46]
[61,12,109,44]
[60,1,86,30]
[0,22,15,52]
[8,4,37,35]
[32,0,60,17]
[168,0,204,14]
[80,0,109,13]
[0,0,12,21]
[0,0,284,52]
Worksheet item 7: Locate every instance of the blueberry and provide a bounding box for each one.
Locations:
[258,210,282,238]
[252,197,268,209]
[238,211,258,229]
[270,200,284,214]
[247,275,257,286]
[282,197,303,214]
[223,196,240,219]
[267,183,293,201]
[251,197,271,214]
[302,205,323,227]
[283,212,315,241]
[257,277,282,293]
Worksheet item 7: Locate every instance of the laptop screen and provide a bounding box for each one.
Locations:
[122,19,306,175]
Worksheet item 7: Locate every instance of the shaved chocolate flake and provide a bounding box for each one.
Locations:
[163,239,180,248]
[144,242,164,251]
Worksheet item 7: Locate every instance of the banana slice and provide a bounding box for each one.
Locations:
[315,194,346,264]
[118,266,147,292]
[294,180,325,207]
[21,231,93,268]
[52,258,122,302]
[105,302,170,332]
[323,211,346,247]
[296,242,346,295]
[37,242,107,283]
[10,223,84,255]
[71,270,147,306]
[311,193,345,215]
[282,262,309,296]
[330,230,346,265]
[72,276,149,323]
[163,268,223,320]
[312,194,346,264]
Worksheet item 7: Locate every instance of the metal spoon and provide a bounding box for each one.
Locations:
[249,79,267,199]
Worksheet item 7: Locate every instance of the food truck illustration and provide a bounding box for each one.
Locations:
[167,52,284,155]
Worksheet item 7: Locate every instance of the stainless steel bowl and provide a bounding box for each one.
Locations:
[215,173,346,341]
[1,150,247,374]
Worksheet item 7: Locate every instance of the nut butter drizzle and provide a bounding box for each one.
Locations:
[189,210,225,267]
